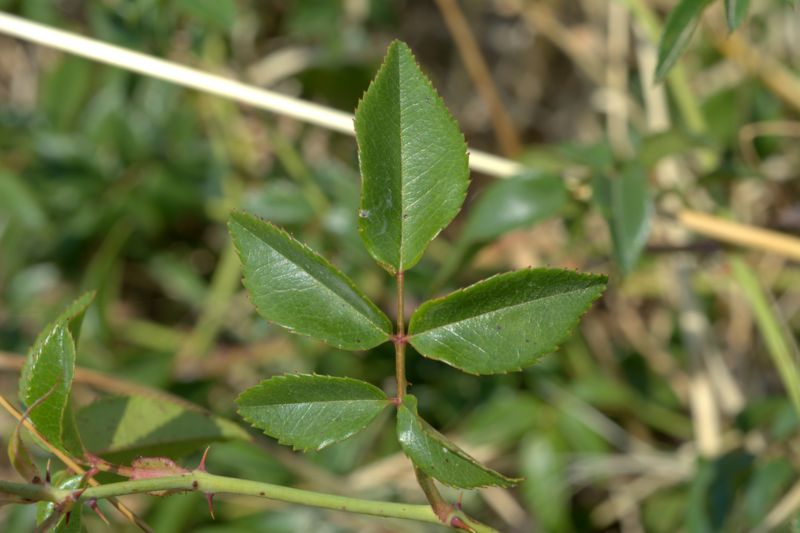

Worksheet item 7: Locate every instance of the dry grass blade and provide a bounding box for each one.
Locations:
[679,210,800,262]
[434,0,522,156]
[0,11,523,178]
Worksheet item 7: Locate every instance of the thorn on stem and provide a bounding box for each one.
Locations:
[88,499,110,525]
[456,491,463,510]
[197,446,210,472]
[45,459,52,484]
[205,493,216,519]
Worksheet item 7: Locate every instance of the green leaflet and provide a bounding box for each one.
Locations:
[77,395,250,462]
[19,292,95,453]
[409,269,607,374]
[355,40,469,273]
[593,163,653,274]
[655,0,714,82]
[396,396,519,488]
[724,0,750,30]
[460,172,566,245]
[237,374,390,452]
[229,211,392,350]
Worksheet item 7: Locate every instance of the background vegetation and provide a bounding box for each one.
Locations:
[1,0,799,531]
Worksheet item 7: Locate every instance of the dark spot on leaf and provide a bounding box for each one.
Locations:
[192,481,199,489]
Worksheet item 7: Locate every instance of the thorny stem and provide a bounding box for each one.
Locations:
[0,394,151,532]
[0,471,498,532]
[0,473,425,527]
[394,270,407,400]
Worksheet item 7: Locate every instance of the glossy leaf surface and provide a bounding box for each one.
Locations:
[355,40,469,272]
[229,211,392,350]
[655,0,713,81]
[19,292,94,452]
[77,395,249,461]
[461,172,566,244]
[36,471,83,532]
[593,164,653,274]
[409,269,607,374]
[396,395,518,488]
[237,374,390,452]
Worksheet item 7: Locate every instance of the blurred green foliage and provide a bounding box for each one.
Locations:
[0,0,799,531]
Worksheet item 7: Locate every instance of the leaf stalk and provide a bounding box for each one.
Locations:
[394,271,408,400]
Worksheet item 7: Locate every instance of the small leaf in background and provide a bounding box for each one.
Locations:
[242,181,316,226]
[40,56,92,130]
[432,172,567,290]
[36,471,83,532]
[457,392,539,446]
[175,0,236,31]
[558,141,615,172]
[642,488,687,533]
[355,40,469,273]
[521,435,571,533]
[460,172,567,245]
[77,395,249,462]
[725,0,750,30]
[655,0,713,82]
[593,164,653,274]
[0,170,48,231]
[19,292,95,452]
[229,211,392,350]
[237,374,390,452]
[409,269,607,374]
[639,129,709,168]
[743,458,792,525]
[686,452,753,532]
[396,395,519,488]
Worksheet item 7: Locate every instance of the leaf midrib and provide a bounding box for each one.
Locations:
[399,405,509,487]
[237,221,388,337]
[242,398,388,409]
[411,284,599,337]
[394,45,407,270]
